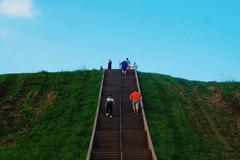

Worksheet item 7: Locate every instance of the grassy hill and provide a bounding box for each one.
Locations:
[0,70,102,160]
[139,72,240,160]
[0,70,240,160]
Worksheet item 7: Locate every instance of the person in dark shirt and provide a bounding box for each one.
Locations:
[108,59,112,70]
[120,60,128,75]
[125,58,131,69]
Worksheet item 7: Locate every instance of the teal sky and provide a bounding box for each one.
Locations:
[0,0,240,81]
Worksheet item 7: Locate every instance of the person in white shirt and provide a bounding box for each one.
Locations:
[105,94,115,117]
[133,62,138,71]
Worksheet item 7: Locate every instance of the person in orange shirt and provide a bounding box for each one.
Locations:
[129,90,142,113]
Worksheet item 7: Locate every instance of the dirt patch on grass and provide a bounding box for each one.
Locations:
[233,92,240,109]
[0,136,16,149]
[212,90,229,108]
[18,124,29,135]
[32,91,57,119]
[47,91,57,104]
[9,107,21,118]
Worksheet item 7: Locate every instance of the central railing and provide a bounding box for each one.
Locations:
[119,70,123,160]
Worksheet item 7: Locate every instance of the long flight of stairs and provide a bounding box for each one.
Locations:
[89,69,154,160]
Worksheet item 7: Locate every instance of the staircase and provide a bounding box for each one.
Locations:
[87,69,156,160]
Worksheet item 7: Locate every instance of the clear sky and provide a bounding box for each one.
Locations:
[0,0,240,81]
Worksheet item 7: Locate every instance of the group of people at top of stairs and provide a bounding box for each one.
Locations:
[104,58,142,118]
[101,58,138,72]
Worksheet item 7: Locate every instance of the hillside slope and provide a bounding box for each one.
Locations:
[0,70,102,160]
[1,71,240,160]
[139,72,240,160]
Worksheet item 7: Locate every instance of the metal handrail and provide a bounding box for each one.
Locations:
[119,69,123,160]
[134,70,158,160]
[86,70,105,160]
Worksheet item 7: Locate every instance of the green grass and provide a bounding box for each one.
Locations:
[139,72,240,160]
[0,70,102,160]
[1,70,240,159]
